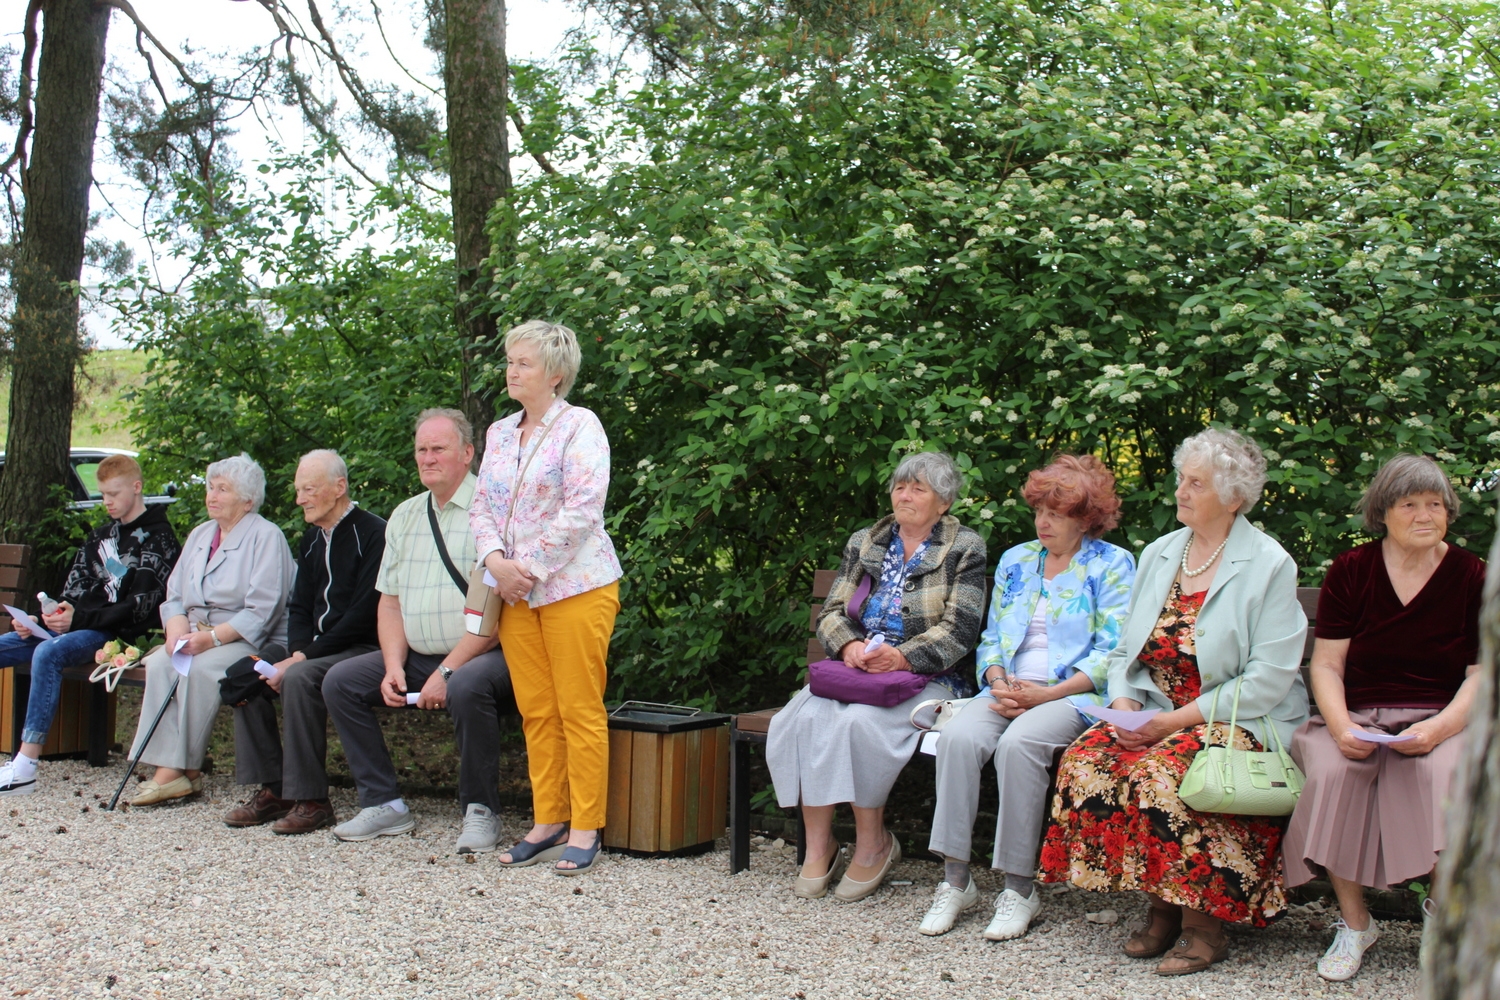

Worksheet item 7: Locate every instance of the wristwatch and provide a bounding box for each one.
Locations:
[438,666,454,682]
[210,627,223,648]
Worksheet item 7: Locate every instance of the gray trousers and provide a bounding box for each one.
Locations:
[131,640,258,771]
[232,643,377,798]
[928,696,1087,875]
[323,647,513,812]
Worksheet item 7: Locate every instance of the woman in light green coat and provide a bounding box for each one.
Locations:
[1037,428,1309,977]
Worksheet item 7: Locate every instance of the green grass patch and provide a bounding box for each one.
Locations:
[0,348,150,451]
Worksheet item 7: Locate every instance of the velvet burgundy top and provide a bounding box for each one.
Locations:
[1315,540,1485,710]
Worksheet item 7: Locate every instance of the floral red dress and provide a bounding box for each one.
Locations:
[1036,583,1288,925]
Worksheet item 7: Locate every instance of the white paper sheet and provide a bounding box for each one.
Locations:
[482,569,498,588]
[919,730,940,756]
[253,660,276,679]
[1075,705,1162,731]
[1349,728,1418,744]
[3,604,52,639]
[405,692,421,706]
[171,637,193,676]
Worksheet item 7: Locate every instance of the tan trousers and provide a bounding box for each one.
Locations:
[130,641,255,771]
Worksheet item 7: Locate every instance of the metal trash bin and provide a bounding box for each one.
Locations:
[603,701,731,855]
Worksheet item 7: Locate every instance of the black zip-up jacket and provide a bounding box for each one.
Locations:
[287,504,386,659]
[61,504,182,643]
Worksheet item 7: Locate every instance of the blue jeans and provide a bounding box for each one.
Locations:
[0,628,113,745]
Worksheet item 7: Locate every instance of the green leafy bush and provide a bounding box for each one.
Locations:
[490,0,1500,707]
[114,153,463,537]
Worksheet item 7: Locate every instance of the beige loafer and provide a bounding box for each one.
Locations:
[130,776,195,806]
[793,843,846,899]
[833,831,901,902]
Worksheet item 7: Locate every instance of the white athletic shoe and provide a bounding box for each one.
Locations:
[0,759,36,797]
[918,879,980,936]
[1317,918,1381,982]
[983,887,1042,941]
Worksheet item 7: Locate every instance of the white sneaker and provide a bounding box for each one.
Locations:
[1318,918,1381,981]
[0,760,36,797]
[332,804,416,842]
[918,879,980,936]
[455,803,501,854]
[983,887,1042,941]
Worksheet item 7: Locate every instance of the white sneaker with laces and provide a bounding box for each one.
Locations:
[918,879,980,936]
[983,887,1042,941]
[332,804,416,842]
[456,803,501,854]
[0,759,35,797]
[1317,918,1381,981]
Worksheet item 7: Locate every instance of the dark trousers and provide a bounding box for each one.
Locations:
[232,643,378,800]
[323,647,512,811]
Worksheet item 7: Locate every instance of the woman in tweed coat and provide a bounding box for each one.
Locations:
[767,452,987,902]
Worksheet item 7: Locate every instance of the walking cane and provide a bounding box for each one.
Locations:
[108,675,178,811]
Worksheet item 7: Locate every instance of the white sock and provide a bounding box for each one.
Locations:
[383,798,408,814]
[10,754,38,781]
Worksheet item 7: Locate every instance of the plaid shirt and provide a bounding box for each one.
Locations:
[375,474,478,656]
[817,514,987,684]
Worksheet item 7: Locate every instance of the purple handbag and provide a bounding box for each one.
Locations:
[807,574,932,707]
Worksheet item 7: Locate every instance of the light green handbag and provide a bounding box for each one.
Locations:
[1179,676,1304,816]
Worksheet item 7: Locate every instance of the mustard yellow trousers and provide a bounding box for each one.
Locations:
[498,581,620,830]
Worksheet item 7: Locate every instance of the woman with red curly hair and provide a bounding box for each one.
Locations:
[919,454,1135,941]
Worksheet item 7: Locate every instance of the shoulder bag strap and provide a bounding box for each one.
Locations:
[427,493,469,596]
[846,574,873,618]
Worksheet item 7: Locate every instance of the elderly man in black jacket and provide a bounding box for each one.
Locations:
[225,449,386,833]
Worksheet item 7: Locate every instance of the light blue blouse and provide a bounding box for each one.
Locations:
[974,536,1136,708]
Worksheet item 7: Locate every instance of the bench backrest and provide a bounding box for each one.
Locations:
[0,544,31,614]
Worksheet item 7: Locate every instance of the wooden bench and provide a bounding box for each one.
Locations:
[728,573,1325,874]
[0,543,144,767]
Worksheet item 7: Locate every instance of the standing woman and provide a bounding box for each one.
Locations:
[471,320,622,875]
[129,454,295,806]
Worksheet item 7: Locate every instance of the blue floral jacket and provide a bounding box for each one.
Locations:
[974,536,1136,708]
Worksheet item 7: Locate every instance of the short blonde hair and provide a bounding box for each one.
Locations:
[96,454,142,485]
[504,320,582,399]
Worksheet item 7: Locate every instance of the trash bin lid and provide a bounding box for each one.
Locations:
[606,700,732,733]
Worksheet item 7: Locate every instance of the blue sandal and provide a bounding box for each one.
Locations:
[554,832,603,876]
[497,827,569,868]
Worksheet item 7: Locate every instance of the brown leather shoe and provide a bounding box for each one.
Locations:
[271,799,337,835]
[223,787,294,827]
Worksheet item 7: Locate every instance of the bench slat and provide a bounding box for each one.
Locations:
[734,708,779,734]
[1296,586,1319,623]
[812,570,838,600]
[0,544,30,567]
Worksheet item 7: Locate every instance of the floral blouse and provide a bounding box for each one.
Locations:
[470,399,622,608]
[974,535,1135,707]
[858,533,931,641]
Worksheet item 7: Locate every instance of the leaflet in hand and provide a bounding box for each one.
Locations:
[1074,704,1161,731]
[171,637,193,676]
[483,569,498,588]
[3,604,52,639]
[253,660,277,680]
[1348,728,1418,744]
[405,692,421,706]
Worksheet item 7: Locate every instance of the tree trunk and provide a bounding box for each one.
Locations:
[1424,517,1500,998]
[444,0,510,454]
[0,0,109,541]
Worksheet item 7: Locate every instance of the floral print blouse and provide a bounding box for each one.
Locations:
[859,533,932,641]
[470,399,622,608]
[974,535,1136,707]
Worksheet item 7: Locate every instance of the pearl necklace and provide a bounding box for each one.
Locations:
[1181,532,1229,577]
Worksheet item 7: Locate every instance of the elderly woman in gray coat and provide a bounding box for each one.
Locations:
[129,454,295,806]
[767,452,986,902]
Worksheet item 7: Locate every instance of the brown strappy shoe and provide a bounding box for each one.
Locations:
[1124,903,1183,959]
[1155,926,1229,976]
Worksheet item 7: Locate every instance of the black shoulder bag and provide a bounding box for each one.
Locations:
[427,493,470,597]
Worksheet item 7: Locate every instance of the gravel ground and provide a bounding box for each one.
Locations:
[3,760,1420,1000]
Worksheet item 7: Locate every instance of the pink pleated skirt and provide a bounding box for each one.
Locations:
[1282,707,1461,889]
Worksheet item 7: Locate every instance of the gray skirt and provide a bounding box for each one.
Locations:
[766,681,948,809]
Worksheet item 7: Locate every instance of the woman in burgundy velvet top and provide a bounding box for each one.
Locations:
[1283,454,1485,983]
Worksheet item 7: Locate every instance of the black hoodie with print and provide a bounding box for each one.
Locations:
[60,504,182,643]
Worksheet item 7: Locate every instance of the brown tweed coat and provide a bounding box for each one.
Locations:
[816,513,988,678]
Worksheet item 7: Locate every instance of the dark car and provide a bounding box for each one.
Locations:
[0,447,176,509]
